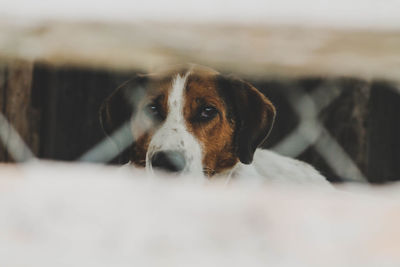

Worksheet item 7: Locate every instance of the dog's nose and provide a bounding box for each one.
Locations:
[151,150,186,173]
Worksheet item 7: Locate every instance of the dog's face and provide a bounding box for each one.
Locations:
[100,65,275,178]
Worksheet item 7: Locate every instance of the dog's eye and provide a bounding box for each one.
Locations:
[196,106,218,122]
[145,103,163,120]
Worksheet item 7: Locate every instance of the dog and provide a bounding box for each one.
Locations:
[100,64,329,185]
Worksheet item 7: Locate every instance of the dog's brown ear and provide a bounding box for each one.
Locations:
[216,75,276,164]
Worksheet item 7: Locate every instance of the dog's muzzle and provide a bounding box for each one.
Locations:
[150,150,186,173]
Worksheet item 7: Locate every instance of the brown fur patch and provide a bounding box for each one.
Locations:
[131,133,151,167]
[183,73,238,176]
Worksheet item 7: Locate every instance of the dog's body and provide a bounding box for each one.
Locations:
[219,149,328,184]
[101,64,329,185]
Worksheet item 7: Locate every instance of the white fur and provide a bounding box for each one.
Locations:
[228,149,331,185]
[146,72,204,178]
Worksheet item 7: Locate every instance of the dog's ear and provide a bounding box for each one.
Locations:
[99,75,148,162]
[99,75,148,136]
[216,75,276,164]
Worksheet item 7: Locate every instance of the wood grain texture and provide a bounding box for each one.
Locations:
[0,21,399,82]
[0,61,38,162]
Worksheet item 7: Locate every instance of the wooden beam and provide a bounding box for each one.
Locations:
[0,60,38,162]
[0,21,399,82]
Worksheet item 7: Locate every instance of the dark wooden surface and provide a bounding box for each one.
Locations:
[1,62,399,182]
[367,82,400,183]
[31,64,132,161]
[0,61,39,162]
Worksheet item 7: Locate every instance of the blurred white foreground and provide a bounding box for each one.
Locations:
[1,161,400,267]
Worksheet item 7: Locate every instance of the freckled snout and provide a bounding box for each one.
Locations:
[150,150,186,173]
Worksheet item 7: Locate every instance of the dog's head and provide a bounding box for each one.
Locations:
[100,65,276,177]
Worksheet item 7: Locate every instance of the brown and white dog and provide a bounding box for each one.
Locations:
[100,64,329,184]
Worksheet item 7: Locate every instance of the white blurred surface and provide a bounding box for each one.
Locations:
[1,161,400,267]
[1,0,400,30]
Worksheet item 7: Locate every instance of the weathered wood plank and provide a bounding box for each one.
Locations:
[0,64,6,161]
[0,21,399,82]
[367,82,400,182]
[0,61,38,162]
[31,65,127,161]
